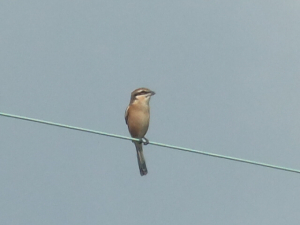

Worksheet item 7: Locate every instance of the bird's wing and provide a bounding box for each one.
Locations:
[125,106,129,124]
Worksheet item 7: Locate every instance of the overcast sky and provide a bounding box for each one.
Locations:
[1,1,300,224]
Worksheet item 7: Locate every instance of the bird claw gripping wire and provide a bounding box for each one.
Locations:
[139,137,149,145]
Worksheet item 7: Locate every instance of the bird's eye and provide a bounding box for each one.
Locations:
[135,91,147,96]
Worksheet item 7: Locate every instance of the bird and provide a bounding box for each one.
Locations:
[125,87,155,176]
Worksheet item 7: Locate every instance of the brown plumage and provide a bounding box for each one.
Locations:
[125,88,155,176]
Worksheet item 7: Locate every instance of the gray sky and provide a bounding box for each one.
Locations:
[1,1,300,224]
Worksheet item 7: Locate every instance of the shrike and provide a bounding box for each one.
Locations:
[125,88,155,176]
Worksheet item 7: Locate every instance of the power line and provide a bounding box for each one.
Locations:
[1,111,299,174]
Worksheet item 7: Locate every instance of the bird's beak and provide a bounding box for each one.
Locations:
[151,91,156,96]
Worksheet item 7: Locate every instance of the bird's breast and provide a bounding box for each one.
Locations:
[127,105,150,138]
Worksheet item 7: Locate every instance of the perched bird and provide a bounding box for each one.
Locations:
[125,88,155,176]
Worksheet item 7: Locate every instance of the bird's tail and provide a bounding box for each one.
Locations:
[134,142,148,176]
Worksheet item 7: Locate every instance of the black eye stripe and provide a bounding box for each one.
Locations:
[135,91,148,96]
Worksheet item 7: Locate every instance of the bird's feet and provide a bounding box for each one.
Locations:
[142,137,149,145]
[138,137,149,145]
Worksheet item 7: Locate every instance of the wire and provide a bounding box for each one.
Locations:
[1,111,299,174]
